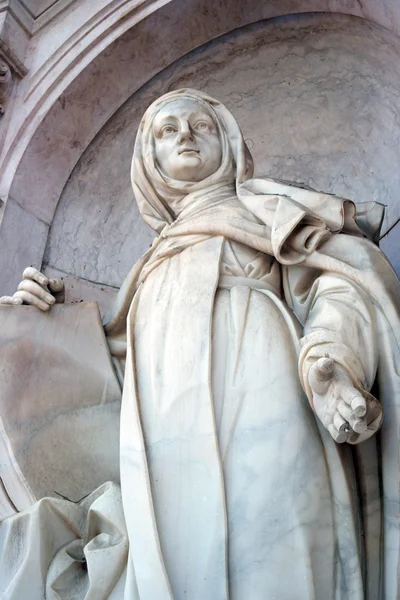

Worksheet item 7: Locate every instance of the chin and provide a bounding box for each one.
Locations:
[173,170,202,182]
[172,160,202,180]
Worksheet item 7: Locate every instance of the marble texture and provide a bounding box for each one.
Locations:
[43,265,118,318]
[0,303,121,519]
[5,0,400,208]
[3,2,400,300]
[0,196,49,296]
[101,90,396,598]
[43,15,400,295]
[0,60,16,156]
[2,89,400,599]
[0,482,129,600]
[0,2,30,72]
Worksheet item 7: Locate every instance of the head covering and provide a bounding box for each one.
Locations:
[106,88,383,342]
[131,88,254,233]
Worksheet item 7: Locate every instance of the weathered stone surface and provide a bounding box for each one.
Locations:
[0,197,49,296]
[0,303,121,518]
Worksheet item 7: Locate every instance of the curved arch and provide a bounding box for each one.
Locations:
[6,0,400,222]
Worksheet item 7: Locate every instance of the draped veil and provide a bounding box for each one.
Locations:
[105,88,373,337]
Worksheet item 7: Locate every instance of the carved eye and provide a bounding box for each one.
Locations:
[194,121,209,131]
[161,125,176,136]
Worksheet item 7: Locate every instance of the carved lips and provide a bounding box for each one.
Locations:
[178,146,200,155]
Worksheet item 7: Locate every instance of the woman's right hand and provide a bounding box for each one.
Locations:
[0,267,64,311]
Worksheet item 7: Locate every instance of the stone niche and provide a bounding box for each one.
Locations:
[43,13,400,315]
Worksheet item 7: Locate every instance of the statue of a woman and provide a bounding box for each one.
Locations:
[1,89,400,600]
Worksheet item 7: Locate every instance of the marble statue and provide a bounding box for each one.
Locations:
[1,89,400,600]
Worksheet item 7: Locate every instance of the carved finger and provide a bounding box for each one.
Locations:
[328,423,348,444]
[351,396,367,418]
[333,412,350,434]
[22,267,49,287]
[0,295,22,305]
[18,280,55,304]
[347,398,383,445]
[316,357,335,379]
[337,400,354,421]
[48,278,64,293]
[348,415,368,434]
[13,290,51,311]
[319,411,333,428]
[309,358,335,395]
[340,386,367,417]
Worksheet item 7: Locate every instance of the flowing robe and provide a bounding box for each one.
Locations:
[118,232,381,600]
[1,180,400,600]
[106,179,399,600]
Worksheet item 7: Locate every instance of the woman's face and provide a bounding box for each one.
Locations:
[152,98,222,182]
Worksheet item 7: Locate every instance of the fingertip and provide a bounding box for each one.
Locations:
[351,418,368,434]
[309,360,332,394]
[328,424,347,444]
[351,396,367,418]
[333,412,350,434]
[318,357,335,375]
[49,278,64,292]
[22,266,35,278]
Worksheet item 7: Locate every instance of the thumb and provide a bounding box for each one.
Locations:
[309,357,335,395]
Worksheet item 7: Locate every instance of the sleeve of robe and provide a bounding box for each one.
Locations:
[283,267,379,406]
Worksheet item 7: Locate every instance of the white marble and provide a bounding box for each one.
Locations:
[2,2,400,306]
[113,91,400,599]
[5,0,400,203]
[2,90,400,599]
[0,482,129,600]
[0,196,49,296]
[0,2,399,226]
[0,302,121,520]
[2,10,400,303]
[0,3,30,71]
[43,265,118,318]
[100,90,400,598]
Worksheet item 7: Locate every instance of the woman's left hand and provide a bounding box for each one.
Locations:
[309,357,383,444]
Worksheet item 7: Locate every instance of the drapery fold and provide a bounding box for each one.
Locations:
[101,88,400,598]
[103,185,400,597]
[104,176,369,337]
[120,237,229,600]
[2,88,399,600]
[0,483,129,600]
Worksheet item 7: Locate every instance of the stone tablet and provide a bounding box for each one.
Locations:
[0,303,121,519]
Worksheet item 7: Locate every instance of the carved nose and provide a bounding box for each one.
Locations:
[178,125,194,143]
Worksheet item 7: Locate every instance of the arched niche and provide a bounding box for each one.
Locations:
[2,1,400,297]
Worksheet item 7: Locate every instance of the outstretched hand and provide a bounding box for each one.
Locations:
[309,357,383,444]
[0,267,64,311]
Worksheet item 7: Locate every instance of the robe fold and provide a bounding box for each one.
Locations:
[1,177,399,600]
[1,88,400,600]
[101,177,400,599]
